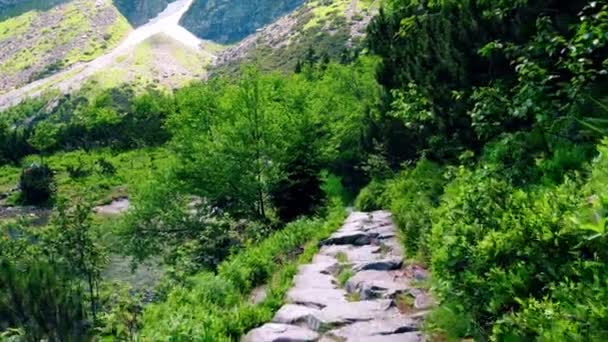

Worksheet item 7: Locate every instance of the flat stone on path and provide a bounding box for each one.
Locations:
[242,210,434,341]
[321,231,377,246]
[322,316,423,341]
[243,323,319,342]
[354,257,403,272]
[345,270,410,300]
[273,304,325,331]
[286,288,348,309]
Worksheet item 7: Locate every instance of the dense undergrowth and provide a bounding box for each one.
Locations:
[357,143,608,339]
[353,0,608,339]
[139,200,345,340]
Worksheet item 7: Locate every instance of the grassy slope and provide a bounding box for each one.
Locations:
[0,0,131,93]
[215,0,378,74]
[87,34,211,92]
[0,147,173,206]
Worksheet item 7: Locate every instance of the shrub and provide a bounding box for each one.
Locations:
[428,164,608,337]
[96,158,116,175]
[492,279,608,340]
[354,179,387,211]
[384,159,445,259]
[19,164,55,205]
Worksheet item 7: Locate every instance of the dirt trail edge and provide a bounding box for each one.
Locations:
[243,210,434,342]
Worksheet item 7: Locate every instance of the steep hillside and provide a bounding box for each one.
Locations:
[180,0,306,44]
[214,0,378,74]
[0,0,130,94]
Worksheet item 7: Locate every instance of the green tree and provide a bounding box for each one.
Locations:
[0,259,90,341]
[171,68,292,219]
[48,198,107,322]
[27,122,58,163]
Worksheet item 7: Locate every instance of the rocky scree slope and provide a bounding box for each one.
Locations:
[244,210,433,341]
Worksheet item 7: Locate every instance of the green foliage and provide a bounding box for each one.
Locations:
[384,159,445,259]
[27,121,59,158]
[18,163,55,205]
[354,179,387,212]
[97,284,143,341]
[0,86,173,167]
[138,203,346,340]
[0,258,90,341]
[168,61,378,219]
[368,0,607,162]
[50,198,107,321]
[0,197,108,339]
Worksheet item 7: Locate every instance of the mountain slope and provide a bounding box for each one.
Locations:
[112,0,172,26]
[180,0,306,44]
[0,0,377,109]
[214,0,378,74]
[0,0,130,94]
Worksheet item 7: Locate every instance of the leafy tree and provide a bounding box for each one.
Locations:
[171,68,292,218]
[48,198,107,322]
[27,122,58,163]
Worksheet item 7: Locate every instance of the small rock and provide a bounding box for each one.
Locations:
[322,231,377,246]
[413,268,429,282]
[414,292,436,310]
[249,285,267,305]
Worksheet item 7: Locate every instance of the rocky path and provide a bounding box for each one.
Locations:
[243,210,434,342]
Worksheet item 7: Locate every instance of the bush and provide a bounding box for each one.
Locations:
[493,279,608,340]
[354,180,387,211]
[427,162,608,338]
[19,164,55,205]
[384,159,445,259]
